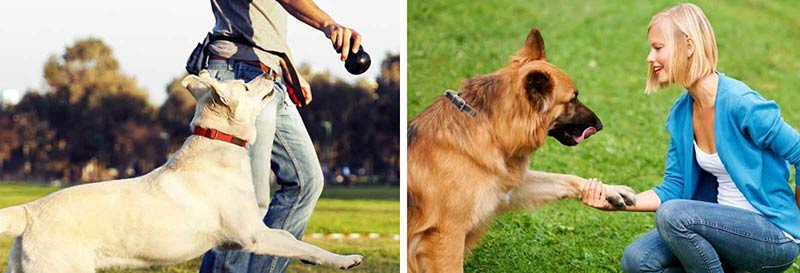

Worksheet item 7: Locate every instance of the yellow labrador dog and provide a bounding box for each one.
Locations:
[0,74,363,273]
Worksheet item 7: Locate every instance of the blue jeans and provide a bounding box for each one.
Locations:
[198,59,325,273]
[622,200,799,273]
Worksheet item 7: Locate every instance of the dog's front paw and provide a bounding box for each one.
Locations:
[605,185,636,208]
[337,254,363,270]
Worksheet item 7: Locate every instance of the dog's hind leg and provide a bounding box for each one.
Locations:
[21,258,95,273]
[419,226,466,273]
[408,229,442,273]
[407,233,423,273]
[242,228,363,270]
[20,247,95,273]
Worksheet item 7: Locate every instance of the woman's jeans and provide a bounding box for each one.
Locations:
[622,200,799,273]
[198,59,325,273]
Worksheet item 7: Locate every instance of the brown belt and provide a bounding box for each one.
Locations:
[209,55,280,79]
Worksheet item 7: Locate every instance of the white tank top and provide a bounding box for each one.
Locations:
[693,141,797,241]
[693,141,760,213]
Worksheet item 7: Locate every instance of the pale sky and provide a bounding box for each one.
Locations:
[0,0,402,105]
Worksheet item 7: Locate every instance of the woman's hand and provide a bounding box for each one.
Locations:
[581,178,620,211]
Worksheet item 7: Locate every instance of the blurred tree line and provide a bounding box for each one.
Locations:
[0,38,399,186]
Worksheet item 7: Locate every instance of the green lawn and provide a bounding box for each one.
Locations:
[0,183,399,273]
[409,0,800,272]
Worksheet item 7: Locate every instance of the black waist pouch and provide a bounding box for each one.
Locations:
[185,33,213,75]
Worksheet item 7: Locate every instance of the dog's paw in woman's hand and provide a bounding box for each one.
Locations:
[581,178,636,210]
[605,185,636,208]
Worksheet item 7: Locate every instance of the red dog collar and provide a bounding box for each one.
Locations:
[193,126,247,148]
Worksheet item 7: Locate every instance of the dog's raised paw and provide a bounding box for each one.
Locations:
[606,195,625,208]
[338,254,363,270]
[619,187,636,206]
[344,260,362,270]
[606,185,636,208]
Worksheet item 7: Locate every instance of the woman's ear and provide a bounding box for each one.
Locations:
[686,37,695,58]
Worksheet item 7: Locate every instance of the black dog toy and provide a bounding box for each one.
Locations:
[344,46,371,75]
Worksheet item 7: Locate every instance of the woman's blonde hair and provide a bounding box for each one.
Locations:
[645,3,718,93]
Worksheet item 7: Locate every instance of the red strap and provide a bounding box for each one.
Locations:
[193,126,247,148]
[285,85,303,107]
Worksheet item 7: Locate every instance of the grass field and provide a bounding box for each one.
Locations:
[0,183,399,273]
[409,0,800,272]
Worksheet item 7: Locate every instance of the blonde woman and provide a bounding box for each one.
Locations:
[581,3,800,273]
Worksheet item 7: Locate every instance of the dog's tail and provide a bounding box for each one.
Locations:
[0,206,27,237]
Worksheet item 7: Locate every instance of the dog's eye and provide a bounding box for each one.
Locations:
[244,86,250,92]
[570,93,578,104]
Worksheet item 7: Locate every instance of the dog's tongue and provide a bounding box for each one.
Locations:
[573,127,598,144]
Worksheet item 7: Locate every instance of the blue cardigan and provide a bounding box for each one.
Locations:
[652,72,800,238]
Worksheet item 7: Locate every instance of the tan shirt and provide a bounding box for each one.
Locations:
[208,0,300,89]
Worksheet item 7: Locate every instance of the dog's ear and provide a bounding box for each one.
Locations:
[181,75,231,105]
[525,70,552,110]
[181,75,211,101]
[512,28,546,66]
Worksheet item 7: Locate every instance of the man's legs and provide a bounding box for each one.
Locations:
[245,73,325,273]
[198,59,324,273]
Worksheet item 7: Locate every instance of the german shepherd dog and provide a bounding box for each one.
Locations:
[407,28,636,273]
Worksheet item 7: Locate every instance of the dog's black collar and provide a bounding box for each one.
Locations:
[444,90,476,118]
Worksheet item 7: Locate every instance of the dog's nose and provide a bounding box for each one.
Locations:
[595,119,603,131]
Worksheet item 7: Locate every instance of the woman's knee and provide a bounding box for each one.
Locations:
[655,200,695,231]
[621,230,676,273]
[621,242,664,273]
[621,243,644,273]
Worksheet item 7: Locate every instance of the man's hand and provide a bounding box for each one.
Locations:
[276,0,364,62]
[322,23,362,61]
[299,74,312,105]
